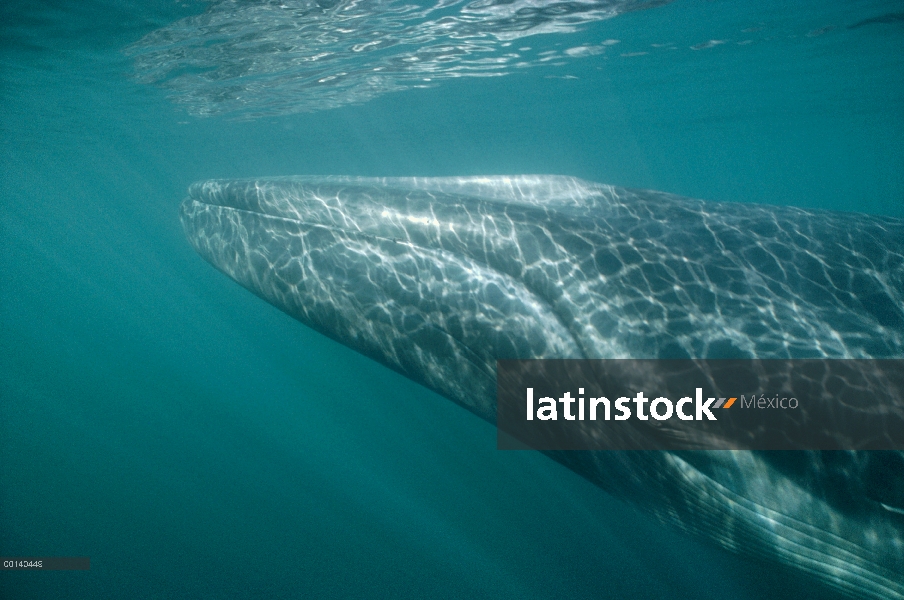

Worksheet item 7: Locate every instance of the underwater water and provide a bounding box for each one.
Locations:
[1,0,903,598]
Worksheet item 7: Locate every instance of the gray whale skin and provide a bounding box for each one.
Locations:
[180,175,904,600]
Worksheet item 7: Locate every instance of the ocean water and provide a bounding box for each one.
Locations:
[1,1,902,599]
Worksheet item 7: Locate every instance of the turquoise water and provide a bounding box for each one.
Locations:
[1,1,902,598]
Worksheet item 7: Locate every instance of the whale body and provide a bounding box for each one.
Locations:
[180,175,904,599]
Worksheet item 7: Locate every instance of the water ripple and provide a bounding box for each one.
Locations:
[126,0,669,117]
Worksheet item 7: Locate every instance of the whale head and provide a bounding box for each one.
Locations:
[179,176,599,421]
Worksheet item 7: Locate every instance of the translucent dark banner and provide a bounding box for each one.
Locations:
[497,360,904,450]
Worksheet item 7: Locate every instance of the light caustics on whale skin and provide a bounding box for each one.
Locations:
[180,175,904,600]
[126,0,670,116]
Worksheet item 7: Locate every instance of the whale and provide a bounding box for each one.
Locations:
[179,175,904,600]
